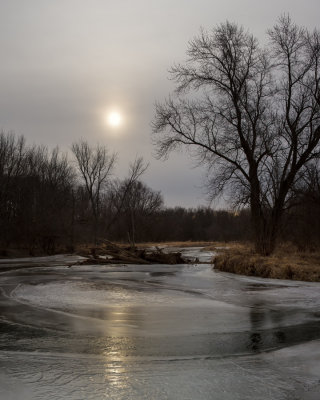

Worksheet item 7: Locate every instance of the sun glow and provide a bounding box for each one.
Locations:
[107,111,122,127]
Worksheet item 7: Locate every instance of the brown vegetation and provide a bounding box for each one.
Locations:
[213,243,320,282]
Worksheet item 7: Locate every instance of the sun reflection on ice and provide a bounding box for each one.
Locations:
[101,311,133,394]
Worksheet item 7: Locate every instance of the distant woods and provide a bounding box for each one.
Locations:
[0,131,320,255]
[0,131,163,255]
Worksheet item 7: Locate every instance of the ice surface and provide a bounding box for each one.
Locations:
[1,341,319,400]
[0,248,320,399]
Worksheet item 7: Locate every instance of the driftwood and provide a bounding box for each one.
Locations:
[81,240,189,265]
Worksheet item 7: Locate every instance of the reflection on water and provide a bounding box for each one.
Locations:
[149,271,176,277]
[102,313,130,392]
[249,332,262,351]
[66,306,145,337]
[248,300,288,352]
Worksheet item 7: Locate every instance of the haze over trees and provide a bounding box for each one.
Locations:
[153,16,320,255]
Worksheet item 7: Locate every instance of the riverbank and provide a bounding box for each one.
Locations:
[2,241,320,282]
[213,243,320,282]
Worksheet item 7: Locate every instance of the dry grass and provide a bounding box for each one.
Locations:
[213,242,320,282]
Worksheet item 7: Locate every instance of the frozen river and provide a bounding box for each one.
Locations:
[0,248,320,399]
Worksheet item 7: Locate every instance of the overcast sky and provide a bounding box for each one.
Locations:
[1,0,319,207]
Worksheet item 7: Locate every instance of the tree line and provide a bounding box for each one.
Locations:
[0,131,163,255]
[1,130,319,256]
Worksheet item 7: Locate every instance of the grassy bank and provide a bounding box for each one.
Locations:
[213,243,320,282]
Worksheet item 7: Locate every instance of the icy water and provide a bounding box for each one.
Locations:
[0,249,320,399]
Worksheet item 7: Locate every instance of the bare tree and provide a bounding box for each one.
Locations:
[111,179,163,246]
[298,162,320,204]
[0,132,28,247]
[72,140,116,243]
[36,147,75,253]
[105,157,149,237]
[153,16,320,255]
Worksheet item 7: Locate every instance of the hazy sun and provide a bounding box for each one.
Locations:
[107,111,122,127]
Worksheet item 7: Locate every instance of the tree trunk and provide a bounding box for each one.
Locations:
[251,206,283,256]
[249,171,283,256]
[253,222,277,256]
[93,216,98,245]
[130,209,135,247]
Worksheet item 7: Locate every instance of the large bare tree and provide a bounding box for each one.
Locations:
[153,16,320,255]
[72,140,116,243]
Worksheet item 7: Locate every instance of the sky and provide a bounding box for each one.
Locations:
[0,0,319,208]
